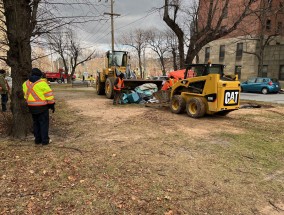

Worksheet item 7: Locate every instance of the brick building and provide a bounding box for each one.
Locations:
[197,0,284,81]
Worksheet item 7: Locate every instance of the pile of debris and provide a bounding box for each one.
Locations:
[121,83,160,104]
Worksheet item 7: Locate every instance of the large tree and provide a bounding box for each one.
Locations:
[1,0,102,138]
[68,31,96,82]
[3,0,39,138]
[163,0,258,68]
[47,28,96,83]
[146,29,169,75]
[165,29,179,71]
[163,0,184,68]
[120,29,148,78]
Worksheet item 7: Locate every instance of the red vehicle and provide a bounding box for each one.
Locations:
[44,69,76,83]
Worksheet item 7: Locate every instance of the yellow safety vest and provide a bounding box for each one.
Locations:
[22,79,55,106]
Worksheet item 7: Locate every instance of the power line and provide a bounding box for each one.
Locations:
[72,4,161,49]
[116,9,159,31]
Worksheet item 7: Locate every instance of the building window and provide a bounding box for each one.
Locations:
[235,65,242,80]
[205,47,210,62]
[236,43,243,59]
[277,22,282,34]
[280,65,284,80]
[219,45,225,61]
[266,19,271,30]
[259,65,268,77]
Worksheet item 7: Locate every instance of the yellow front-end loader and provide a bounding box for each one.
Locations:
[96,51,128,98]
[96,50,163,98]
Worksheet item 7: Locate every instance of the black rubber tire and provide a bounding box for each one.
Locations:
[96,75,105,95]
[57,79,62,84]
[261,87,268,94]
[105,78,115,99]
[170,95,186,114]
[186,97,206,118]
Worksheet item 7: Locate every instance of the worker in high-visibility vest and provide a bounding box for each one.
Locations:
[113,73,125,105]
[22,68,55,145]
[161,76,178,91]
[89,75,95,86]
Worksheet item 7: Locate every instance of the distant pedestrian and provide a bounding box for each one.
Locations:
[22,68,55,145]
[113,73,124,105]
[82,75,85,82]
[0,69,9,112]
[89,75,95,86]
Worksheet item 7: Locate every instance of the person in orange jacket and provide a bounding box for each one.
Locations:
[161,76,178,91]
[113,73,125,105]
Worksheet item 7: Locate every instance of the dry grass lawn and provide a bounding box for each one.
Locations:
[1,85,284,215]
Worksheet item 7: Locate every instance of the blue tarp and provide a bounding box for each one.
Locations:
[127,92,140,103]
[121,93,128,104]
[121,83,158,104]
[135,83,158,97]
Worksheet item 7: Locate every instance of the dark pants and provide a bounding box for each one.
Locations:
[113,90,122,104]
[1,93,8,112]
[32,109,50,144]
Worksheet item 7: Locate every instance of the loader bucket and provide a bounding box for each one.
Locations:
[152,90,171,104]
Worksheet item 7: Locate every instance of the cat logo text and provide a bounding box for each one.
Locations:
[224,90,239,106]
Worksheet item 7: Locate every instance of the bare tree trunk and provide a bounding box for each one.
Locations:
[138,50,143,78]
[62,58,70,83]
[185,43,200,65]
[3,0,33,138]
[160,57,166,75]
[258,44,264,76]
[163,0,185,69]
[172,48,178,71]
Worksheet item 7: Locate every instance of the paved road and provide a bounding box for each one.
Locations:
[240,92,284,104]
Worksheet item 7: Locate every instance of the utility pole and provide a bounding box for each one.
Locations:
[143,48,146,79]
[50,46,53,72]
[103,0,120,52]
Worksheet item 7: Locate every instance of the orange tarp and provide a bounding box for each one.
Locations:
[168,69,194,79]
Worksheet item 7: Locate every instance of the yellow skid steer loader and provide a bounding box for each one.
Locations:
[154,63,240,118]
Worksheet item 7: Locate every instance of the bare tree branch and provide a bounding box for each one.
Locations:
[120,29,148,78]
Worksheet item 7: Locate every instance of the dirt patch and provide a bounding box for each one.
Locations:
[64,90,246,139]
[260,202,284,215]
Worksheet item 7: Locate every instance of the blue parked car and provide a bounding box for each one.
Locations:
[241,77,281,94]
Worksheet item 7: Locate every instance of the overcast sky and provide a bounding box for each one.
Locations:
[67,0,167,51]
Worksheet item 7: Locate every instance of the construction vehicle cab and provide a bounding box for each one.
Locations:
[170,63,240,118]
[106,51,128,68]
[96,50,128,98]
